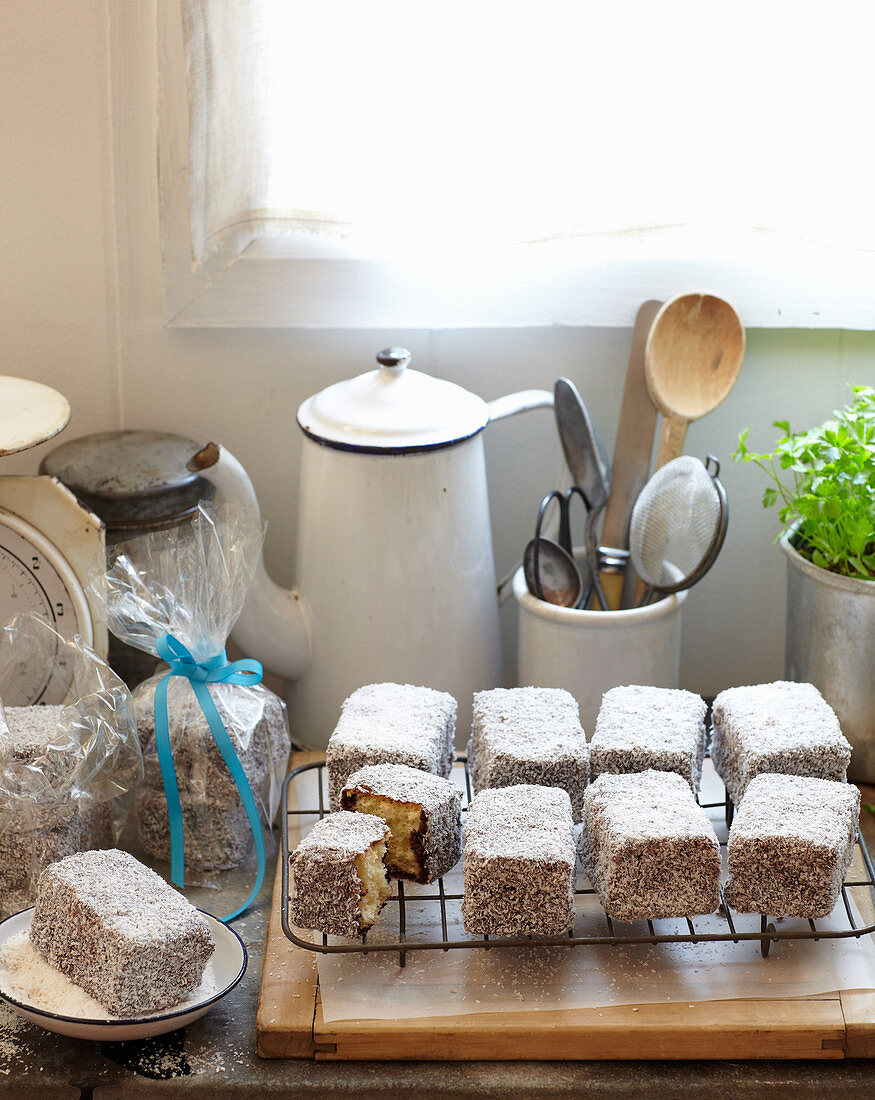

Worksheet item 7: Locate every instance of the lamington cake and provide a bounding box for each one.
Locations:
[340,763,462,884]
[710,681,852,804]
[0,706,115,918]
[0,802,112,920]
[133,679,290,869]
[462,784,575,936]
[589,685,707,792]
[326,683,456,809]
[724,773,860,918]
[29,849,214,1017]
[467,687,590,821]
[290,811,392,936]
[580,770,721,921]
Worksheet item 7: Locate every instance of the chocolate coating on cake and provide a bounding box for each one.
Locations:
[290,811,391,936]
[326,683,456,809]
[724,772,859,918]
[580,770,721,921]
[467,687,589,821]
[462,784,575,936]
[341,763,462,884]
[590,684,707,792]
[711,681,852,804]
[30,849,214,1017]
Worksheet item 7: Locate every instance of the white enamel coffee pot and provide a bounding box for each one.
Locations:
[191,348,552,749]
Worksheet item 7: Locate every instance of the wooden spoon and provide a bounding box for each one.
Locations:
[645,293,745,470]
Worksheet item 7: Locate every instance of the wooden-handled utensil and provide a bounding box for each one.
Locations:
[633,293,745,606]
[597,300,662,610]
[645,292,746,470]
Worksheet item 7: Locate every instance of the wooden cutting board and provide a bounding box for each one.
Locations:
[255,753,875,1060]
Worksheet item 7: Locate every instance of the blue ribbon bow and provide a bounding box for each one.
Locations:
[153,633,265,922]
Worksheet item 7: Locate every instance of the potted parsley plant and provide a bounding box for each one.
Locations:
[734,384,875,782]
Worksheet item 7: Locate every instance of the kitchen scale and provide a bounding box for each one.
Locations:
[0,376,105,704]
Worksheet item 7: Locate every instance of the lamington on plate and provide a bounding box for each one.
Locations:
[589,685,707,792]
[580,769,721,921]
[710,681,852,804]
[289,811,392,936]
[724,773,860,918]
[326,683,456,809]
[340,763,462,884]
[467,687,589,821]
[29,849,214,1017]
[462,784,576,937]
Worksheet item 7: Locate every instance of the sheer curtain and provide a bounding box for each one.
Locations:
[180,1,875,312]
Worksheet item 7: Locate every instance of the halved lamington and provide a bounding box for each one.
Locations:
[326,683,456,809]
[580,770,721,921]
[340,763,462,884]
[289,811,392,936]
[462,784,575,936]
[29,849,214,1017]
[724,773,860,918]
[467,687,589,821]
[711,681,852,804]
[590,685,707,792]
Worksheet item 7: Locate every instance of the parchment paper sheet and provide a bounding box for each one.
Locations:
[291,762,875,1024]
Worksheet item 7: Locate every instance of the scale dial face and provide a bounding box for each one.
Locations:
[0,509,93,705]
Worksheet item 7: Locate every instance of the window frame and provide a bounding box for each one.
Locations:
[157,1,875,331]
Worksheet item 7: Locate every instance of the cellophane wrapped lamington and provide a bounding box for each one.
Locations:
[0,614,142,918]
[93,504,291,873]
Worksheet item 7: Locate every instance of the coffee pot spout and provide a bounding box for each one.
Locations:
[188,442,311,683]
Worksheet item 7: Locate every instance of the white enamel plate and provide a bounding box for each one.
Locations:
[0,909,247,1041]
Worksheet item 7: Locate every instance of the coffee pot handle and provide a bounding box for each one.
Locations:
[486,389,554,422]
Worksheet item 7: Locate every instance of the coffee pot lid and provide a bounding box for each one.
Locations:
[296,348,489,452]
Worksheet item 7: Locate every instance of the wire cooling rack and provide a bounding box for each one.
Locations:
[280,756,875,967]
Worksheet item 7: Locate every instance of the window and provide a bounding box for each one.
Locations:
[160,1,875,328]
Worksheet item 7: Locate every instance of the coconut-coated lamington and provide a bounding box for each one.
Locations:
[590,685,707,792]
[340,763,462,884]
[290,811,392,936]
[326,683,456,809]
[29,849,214,1017]
[710,681,852,804]
[724,773,860,918]
[462,784,575,936]
[580,770,721,921]
[467,687,590,821]
[133,681,290,869]
[0,706,114,918]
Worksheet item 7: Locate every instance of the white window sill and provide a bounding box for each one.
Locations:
[164,225,875,330]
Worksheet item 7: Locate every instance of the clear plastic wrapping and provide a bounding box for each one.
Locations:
[0,613,142,917]
[93,504,291,876]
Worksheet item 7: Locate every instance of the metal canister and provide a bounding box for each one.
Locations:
[40,430,213,687]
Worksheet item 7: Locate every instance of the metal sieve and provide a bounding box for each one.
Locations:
[629,454,728,606]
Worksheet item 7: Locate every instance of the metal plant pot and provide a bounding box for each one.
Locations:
[782,532,875,783]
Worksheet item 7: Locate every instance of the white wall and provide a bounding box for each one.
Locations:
[2,2,873,706]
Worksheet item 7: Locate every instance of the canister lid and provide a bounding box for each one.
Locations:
[40,430,213,529]
[296,348,489,452]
